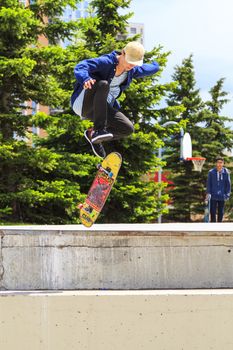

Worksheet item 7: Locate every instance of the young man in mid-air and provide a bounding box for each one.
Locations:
[71,41,160,158]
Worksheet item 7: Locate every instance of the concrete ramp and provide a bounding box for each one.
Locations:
[0,223,233,290]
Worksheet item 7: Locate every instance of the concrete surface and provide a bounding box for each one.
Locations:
[1,223,233,290]
[1,289,233,350]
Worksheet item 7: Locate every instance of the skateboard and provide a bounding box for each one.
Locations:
[204,196,211,223]
[78,152,122,227]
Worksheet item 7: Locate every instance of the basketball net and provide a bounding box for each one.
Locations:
[186,157,206,172]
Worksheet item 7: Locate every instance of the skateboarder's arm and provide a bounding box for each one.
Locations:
[133,61,160,79]
[74,56,111,85]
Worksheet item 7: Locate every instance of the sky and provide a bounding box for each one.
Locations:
[129,0,233,122]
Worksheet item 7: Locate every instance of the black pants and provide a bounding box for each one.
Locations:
[210,199,225,222]
[82,80,134,140]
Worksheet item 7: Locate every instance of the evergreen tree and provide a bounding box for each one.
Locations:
[77,0,134,54]
[164,56,233,222]
[0,0,88,223]
[201,78,233,221]
[91,0,132,39]
[80,0,183,222]
[0,0,180,224]
[35,0,181,224]
[201,78,233,162]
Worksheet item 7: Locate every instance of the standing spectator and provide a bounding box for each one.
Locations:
[206,156,231,222]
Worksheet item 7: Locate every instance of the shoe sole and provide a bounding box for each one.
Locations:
[92,133,113,144]
[84,130,106,158]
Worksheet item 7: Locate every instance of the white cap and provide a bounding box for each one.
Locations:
[124,41,145,66]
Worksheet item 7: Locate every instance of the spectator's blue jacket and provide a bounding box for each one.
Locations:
[207,167,231,201]
[71,50,159,109]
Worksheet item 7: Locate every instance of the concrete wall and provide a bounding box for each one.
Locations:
[1,290,233,350]
[1,223,233,290]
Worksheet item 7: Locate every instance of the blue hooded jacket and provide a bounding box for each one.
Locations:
[207,167,231,201]
[71,50,159,109]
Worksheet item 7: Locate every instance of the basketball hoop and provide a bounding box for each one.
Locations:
[186,157,206,172]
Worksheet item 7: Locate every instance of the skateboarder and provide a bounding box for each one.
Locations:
[71,41,160,158]
[206,156,231,222]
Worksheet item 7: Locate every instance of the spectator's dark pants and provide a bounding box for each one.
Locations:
[82,80,134,140]
[210,199,225,222]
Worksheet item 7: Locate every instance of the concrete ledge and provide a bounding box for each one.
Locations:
[1,289,233,350]
[0,223,233,290]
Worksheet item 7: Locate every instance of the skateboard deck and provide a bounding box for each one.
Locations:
[204,198,210,222]
[79,152,122,227]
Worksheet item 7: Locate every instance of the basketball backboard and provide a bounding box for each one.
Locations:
[180,132,192,160]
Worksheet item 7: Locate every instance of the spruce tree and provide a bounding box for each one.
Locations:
[82,0,181,222]
[0,0,88,223]
[0,0,181,224]
[35,0,181,224]
[201,78,233,162]
[201,78,233,221]
[91,0,132,39]
[164,57,233,222]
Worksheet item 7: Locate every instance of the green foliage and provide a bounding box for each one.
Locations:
[0,5,41,54]
[164,57,233,222]
[37,0,178,224]
[91,0,133,40]
[0,0,196,224]
[0,0,84,224]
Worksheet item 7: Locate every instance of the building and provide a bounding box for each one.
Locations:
[61,1,144,47]
[62,1,90,21]
[117,22,145,45]
[61,1,91,47]
[128,22,144,45]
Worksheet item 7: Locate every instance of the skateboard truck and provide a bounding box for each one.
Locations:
[97,164,113,178]
[78,203,93,214]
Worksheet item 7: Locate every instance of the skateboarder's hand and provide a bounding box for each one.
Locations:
[83,79,96,89]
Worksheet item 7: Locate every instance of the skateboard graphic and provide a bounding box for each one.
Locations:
[78,152,122,227]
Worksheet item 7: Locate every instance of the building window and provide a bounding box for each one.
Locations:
[117,34,127,41]
[130,27,137,34]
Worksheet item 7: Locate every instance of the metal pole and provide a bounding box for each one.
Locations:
[157,147,162,223]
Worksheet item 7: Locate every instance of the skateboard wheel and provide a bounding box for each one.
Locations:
[78,203,83,209]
